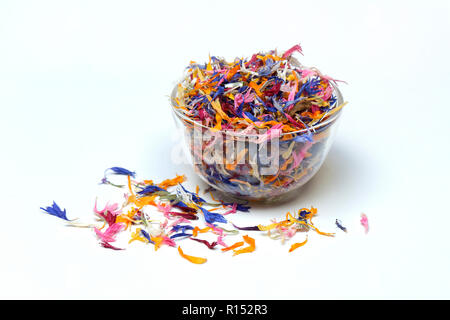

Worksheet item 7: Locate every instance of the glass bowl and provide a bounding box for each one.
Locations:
[170,83,344,203]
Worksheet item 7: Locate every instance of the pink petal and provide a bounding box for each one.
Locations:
[292,142,312,169]
[223,203,237,216]
[282,44,303,59]
[217,235,228,248]
[162,236,176,247]
[360,214,369,234]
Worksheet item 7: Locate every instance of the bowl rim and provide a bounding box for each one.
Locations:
[170,80,344,137]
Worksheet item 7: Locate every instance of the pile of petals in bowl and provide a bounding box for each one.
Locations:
[40,167,348,264]
[171,44,347,201]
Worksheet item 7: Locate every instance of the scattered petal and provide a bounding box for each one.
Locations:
[289,236,308,252]
[360,213,369,234]
[178,246,207,264]
[233,235,256,256]
[335,219,347,233]
[40,201,70,221]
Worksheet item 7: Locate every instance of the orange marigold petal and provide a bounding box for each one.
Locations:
[233,235,255,256]
[289,237,308,252]
[178,246,207,264]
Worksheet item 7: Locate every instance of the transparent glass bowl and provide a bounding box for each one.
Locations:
[170,84,343,202]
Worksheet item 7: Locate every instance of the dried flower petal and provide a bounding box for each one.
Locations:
[178,246,207,264]
[190,238,218,249]
[289,236,308,252]
[221,241,244,252]
[360,213,369,234]
[335,219,347,233]
[101,241,124,250]
[94,223,125,243]
[40,201,70,221]
[106,167,136,177]
[233,235,256,256]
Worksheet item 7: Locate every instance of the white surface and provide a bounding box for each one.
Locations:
[1,0,449,299]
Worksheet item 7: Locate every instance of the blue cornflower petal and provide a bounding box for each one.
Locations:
[238,85,248,93]
[137,185,167,195]
[303,77,321,96]
[329,95,337,107]
[292,132,313,143]
[211,86,224,101]
[236,101,245,117]
[170,232,192,239]
[283,97,305,110]
[171,224,195,233]
[234,204,251,212]
[335,219,347,233]
[244,111,258,122]
[140,229,154,244]
[40,201,70,221]
[258,66,272,76]
[107,167,136,178]
[299,210,309,218]
[198,206,227,224]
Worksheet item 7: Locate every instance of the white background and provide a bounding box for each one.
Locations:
[0,0,449,299]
